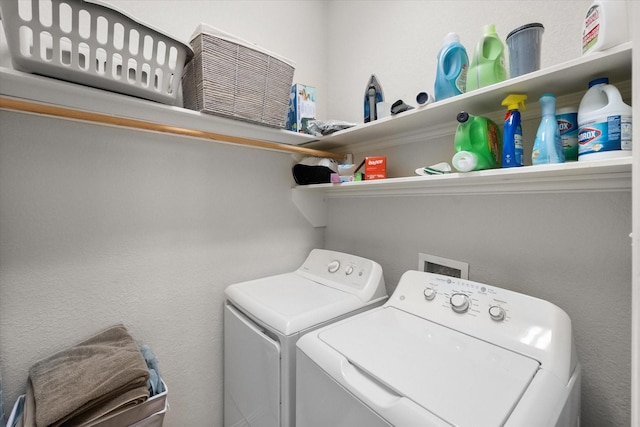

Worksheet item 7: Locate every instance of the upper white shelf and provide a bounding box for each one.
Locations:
[0,66,319,149]
[303,42,633,151]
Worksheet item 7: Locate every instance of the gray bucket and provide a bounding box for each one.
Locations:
[506,23,544,78]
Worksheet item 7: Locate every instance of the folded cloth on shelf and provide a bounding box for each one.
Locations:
[19,324,150,427]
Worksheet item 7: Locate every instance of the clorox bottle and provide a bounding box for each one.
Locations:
[467,24,507,91]
[452,111,502,172]
[434,33,469,101]
[578,77,632,161]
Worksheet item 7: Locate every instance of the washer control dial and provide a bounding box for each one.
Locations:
[345,265,354,275]
[327,260,340,273]
[423,287,437,301]
[450,293,471,313]
[489,305,506,321]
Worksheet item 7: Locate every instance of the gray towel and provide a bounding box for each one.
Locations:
[24,324,150,427]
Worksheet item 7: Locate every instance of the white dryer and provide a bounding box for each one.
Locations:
[296,270,581,427]
[224,249,387,427]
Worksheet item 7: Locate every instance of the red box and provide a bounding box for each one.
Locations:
[365,156,386,180]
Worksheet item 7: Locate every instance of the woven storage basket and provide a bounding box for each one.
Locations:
[182,24,295,128]
[0,0,193,104]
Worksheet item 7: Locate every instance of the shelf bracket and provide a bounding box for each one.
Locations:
[292,187,327,227]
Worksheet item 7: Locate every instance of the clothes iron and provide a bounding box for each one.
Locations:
[364,74,384,123]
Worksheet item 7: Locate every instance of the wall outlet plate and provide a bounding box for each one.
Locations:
[418,253,469,279]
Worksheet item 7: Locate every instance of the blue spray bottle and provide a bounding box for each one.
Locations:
[501,94,527,168]
[532,93,564,165]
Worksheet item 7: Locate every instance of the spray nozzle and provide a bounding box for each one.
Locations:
[501,94,528,111]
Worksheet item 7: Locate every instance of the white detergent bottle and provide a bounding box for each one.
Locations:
[582,0,630,55]
[577,77,632,161]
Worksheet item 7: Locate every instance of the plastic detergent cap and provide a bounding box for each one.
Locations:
[457,111,470,123]
[506,23,544,40]
[452,151,478,172]
[483,24,497,34]
[588,77,609,87]
[443,32,460,45]
[502,94,527,111]
[416,91,433,105]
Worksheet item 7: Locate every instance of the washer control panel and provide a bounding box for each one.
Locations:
[297,249,387,302]
[417,274,510,322]
[389,270,569,335]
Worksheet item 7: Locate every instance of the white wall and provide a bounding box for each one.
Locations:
[325,0,592,123]
[106,0,329,119]
[0,1,633,427]
[0,2,326,425]
[323,1,632,426]
[324,191,631,426]
[0,112,323,425]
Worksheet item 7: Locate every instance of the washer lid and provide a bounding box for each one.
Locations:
[318,307,540,426]
[226,272,365,336]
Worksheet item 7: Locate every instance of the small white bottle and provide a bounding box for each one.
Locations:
[582,0,630,55]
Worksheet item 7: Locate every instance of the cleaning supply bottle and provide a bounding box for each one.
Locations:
[452,111,502,172]
[577,77,632,161]
[557,107,579,161]
[434,32,469,101]
[582,0,630,55]
[532,94,564,165]
[501,94,527,168]
[466,24,507,91]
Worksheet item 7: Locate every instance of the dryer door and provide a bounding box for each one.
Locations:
[224,304,280,427]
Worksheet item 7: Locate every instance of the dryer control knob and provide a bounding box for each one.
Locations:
[450,293,470,313]
[489,305,506,321]
[423,287,437,301]
[328,260,340,273]
[345,265,354,275]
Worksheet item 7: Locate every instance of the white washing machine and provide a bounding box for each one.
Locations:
[224,249,387,427]
[296,270,582,427]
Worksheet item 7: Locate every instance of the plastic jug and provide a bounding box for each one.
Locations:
[467,24,507,91]
[577,77,632,161]
[434,33,469,101]
[452,111,502,172]
[582,0,630,55]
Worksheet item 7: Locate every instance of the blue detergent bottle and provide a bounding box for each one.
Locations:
[532,94,564,165]
[501,94,527,168]
[434,33,469,101]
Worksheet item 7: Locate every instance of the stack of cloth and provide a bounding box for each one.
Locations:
[15,325,150,427]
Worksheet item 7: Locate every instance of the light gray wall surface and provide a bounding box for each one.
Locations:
[322,1,632,426]
[0,113,322,425]
[0,1,633,426]
[325,0,593,124]
[324,189,631,426]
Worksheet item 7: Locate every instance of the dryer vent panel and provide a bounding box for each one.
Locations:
[418,253,469,279]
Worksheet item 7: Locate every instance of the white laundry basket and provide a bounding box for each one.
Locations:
[0,0,193,104]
